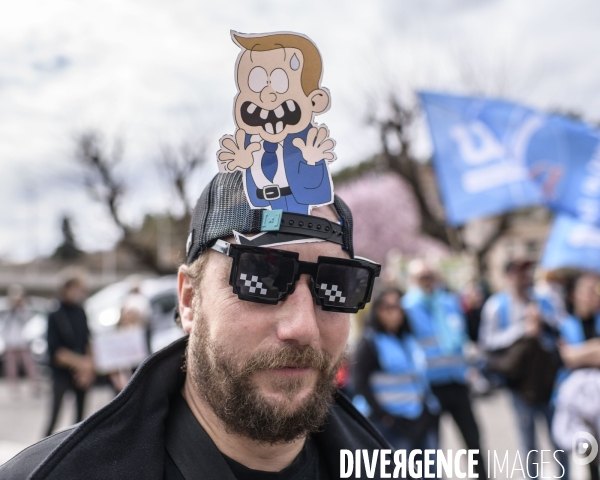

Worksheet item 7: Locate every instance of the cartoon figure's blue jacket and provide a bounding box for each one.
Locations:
[244,124,332,214]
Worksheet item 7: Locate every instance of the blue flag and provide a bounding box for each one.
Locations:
[526,115,600,226]
[419,92,600,226]
[419,91,543,225]
[541,214,600,274]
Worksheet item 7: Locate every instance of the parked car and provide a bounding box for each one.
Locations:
[0,275,183,378]
[85,275,184,353]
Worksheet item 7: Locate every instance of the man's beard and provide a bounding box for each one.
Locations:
[186,309,343,445]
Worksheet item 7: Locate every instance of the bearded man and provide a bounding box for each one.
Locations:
[2,172,389,480]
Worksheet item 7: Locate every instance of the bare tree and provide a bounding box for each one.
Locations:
[158,138,208,217]
[76,131,128,232]
[368,96,451,246]
[74,130,207,274]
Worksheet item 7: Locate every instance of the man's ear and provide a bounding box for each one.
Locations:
[309,88,331,114]
[178,267,195,335]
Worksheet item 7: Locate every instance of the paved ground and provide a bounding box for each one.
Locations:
[440,391,588,479]
[0,379,114,466]
[0,379,590,478]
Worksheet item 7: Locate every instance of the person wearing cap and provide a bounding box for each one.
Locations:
[479,258,567,478]
[479,259,560,351]
[1,172,390,480]
[401,259,486,478]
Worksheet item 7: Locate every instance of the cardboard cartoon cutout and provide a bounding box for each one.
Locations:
[218,31,336,215]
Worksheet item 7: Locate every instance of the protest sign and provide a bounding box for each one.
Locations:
[92,326,149,373]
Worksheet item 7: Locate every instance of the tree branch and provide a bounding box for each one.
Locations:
[159,139,208,216]
[367,93,515,276]
[473,214,511,274]
[372,96,455,248]
[74,130,169,274]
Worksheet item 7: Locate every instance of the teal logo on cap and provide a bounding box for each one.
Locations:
[261,210,283,231]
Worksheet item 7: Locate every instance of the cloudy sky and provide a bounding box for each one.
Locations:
[1,0,599,261]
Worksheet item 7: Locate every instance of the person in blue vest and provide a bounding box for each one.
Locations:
[402,259,486,478]
[559,273,600,353]
[218,31,336,215]
[479,258,567,479]
[354,288,440,473]
[556,272,600,480]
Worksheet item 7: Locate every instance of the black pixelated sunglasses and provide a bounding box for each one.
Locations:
[211,240,381,313]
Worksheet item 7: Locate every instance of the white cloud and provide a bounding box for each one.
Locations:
[1,0,599,260]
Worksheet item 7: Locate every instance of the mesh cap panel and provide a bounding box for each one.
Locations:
[186,172,354,263]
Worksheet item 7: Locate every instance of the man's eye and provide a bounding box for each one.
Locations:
[248,67,268,93]
[270,69,289,94]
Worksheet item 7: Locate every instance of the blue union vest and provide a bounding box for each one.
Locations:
[402,288,468,385]
[554,312,600,400]
[369,331,439,419]
[559,312,600,346]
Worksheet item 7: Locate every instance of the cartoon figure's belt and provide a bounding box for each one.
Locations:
[256,185,292,201]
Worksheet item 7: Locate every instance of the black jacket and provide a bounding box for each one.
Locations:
[1,337,392,479]
[47,302,90,379]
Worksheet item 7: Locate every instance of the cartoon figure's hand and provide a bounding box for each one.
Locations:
[218,129,261,171]
[292,126,336,166]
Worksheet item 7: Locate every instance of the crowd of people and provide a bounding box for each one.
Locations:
[1,168,599,478]
[2,257,600,477]
[349,257,600,478]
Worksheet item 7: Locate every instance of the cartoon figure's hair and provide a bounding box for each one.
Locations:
[232,31,322,96]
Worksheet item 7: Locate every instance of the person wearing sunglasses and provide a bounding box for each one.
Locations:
[2,172,391,480]
[353,288,440,475]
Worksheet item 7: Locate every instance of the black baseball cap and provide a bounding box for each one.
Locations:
[185,171,354,264]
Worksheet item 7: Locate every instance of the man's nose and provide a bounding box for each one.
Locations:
[276,276,320,346]
[259,85,278,105]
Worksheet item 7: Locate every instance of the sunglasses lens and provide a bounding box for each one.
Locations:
[315,263,371,309]
[235,252,296,300]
